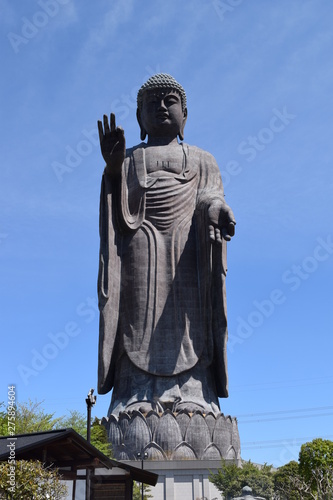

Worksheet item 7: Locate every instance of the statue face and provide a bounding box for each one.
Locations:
[139,89,187,139]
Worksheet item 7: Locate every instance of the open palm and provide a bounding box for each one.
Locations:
[97,113,126,174]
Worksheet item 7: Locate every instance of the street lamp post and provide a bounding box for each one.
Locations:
[136,451,148,500]
[86,388,97,443]
[85,389,97,500]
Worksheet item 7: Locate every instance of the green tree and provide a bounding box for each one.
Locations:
[242,462,274,499]
[274,440,333,500]
[209,461,243,499]
[0,400,62,436]
[0,404,7,437]
[209,460,274,499]
[58,409,86,436]
[0,460,67,499]
[299,439,333,499]
[274,460,305,500]
[15,400,62,434]
[0,400,113,458]
[132,481,152,500]
[90,417,113,458]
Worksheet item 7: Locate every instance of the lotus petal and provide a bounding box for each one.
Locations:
[100,416,110,433]
[172,442,197,460]
[122,446,136,460]
[231,418,241,456]
[185,412,211,459]
[154,410,182,457]
[225,445,237,460]
[213,414,233,457]
[176,411,191,439]
[113,444,130,461]
[202,443,222,460]
[124,410,151,455]
[144,442,167,460]
[205,412,216,440]
[146,410,160,438]
[108,414,123,446]
[117,449,130,460]
[118,412,131,435]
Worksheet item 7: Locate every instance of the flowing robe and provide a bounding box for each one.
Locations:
[97,142,229,411]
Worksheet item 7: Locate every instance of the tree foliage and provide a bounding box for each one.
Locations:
[0,405,7,438]
[274,440,333,500]
[274,460,305,500]
[0,400,113,458]
[0,460,67,499]
[210,440,333,500]
[90,417,113,458]
[58,409,86,436]
[209,460,274,499]
[0,400,62,436]
[132,481,152,500]
[209,461,241,499]
[299,438,333,498]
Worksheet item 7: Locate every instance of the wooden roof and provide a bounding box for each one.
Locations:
[0,428,157,486]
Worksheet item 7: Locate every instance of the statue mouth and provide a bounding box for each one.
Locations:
[156,113,169,120]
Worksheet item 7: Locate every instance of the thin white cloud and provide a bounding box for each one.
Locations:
[76,0,135,67]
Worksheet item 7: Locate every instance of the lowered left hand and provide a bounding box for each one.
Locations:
[207,200,236,243]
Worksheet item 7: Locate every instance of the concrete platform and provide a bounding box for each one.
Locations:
[124,459,231,500]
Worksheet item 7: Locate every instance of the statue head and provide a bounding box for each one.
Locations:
[137,73,188,141]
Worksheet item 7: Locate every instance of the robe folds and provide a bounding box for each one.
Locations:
[97,142,229,404]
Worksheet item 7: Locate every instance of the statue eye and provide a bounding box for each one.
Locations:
[165,95,179,105]
[146,98,158,106]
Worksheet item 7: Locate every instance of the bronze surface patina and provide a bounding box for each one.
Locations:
[97,74,239,460]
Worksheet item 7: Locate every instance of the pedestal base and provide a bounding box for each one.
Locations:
[123,459,236,500]
[102,409,241,462]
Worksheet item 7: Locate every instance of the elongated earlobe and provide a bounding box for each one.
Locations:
[178,108,188,141]
[140,128,147,141]
[137,108,147,141]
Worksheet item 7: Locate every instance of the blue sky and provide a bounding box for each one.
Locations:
[1,0,332,467]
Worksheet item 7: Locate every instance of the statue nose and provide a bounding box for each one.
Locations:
[158,99,167,110]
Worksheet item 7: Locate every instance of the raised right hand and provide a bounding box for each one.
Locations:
[97,113,126,174]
